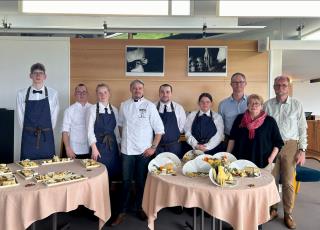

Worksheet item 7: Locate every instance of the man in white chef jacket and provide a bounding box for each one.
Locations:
[62,83,92,159]
[112,79,164,225]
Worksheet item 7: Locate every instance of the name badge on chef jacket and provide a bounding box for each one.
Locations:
[139,108,147,118]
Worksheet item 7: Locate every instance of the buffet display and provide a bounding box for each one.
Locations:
[81,159,100,169]
[41,155,73,165]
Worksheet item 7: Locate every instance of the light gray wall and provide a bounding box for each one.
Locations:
[0,37,70,161]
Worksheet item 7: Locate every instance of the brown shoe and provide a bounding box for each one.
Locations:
[111,213,126,226]
[269,209,278,221]
[284,214,296,229]
[137,210,148,221]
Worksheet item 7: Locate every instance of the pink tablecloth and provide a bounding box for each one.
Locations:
[142,169,280,230]
[0,159,111,230]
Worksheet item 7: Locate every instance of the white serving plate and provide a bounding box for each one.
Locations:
[41,159,73,165]
[193,154,214,173]
[16,161,39,169]
[0,175,19,188]
[212,152,237,162]
[182,150,204,162]
[0,164,13,176]
[148,157,176,175]
[209,168,237,188]
[16,169,38,180]
[80,159,101,169]
[43,176,87,187]
[155,152,181,167]
[230,160,261,177]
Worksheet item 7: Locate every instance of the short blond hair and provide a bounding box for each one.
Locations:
[96,83,110,93]
[247,94,264,105]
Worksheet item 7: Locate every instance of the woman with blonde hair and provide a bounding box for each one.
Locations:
[227,94,284,168]
[87,83,121,180]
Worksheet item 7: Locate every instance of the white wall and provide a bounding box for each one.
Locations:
[293,81,320,115]
[0,37,70,161]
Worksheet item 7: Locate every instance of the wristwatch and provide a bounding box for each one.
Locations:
[299,148,306,152]
[151,144,157,149]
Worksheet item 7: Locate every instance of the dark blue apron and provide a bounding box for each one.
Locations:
[21,87,55,160]
[156,102,182,158]
[94,103,120,180]
[191,111,224,155]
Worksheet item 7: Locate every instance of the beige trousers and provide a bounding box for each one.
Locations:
[271,140,298,215]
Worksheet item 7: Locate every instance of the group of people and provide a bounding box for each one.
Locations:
[17,63,307,229]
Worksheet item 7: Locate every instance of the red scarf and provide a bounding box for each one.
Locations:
[240,110,267,139]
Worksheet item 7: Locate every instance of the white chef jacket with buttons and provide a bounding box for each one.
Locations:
[62,102,92,155]
[118,98,165,155]
[16,85,59,128]
[87,102,121,146]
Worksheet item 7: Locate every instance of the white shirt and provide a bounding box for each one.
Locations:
[62,102,92,155]
[16,85,59,128]
[184,110,225,150]
[87,102,121,146]
[119,97,165,155]
[264,96,307,149]
[155,101,186,133]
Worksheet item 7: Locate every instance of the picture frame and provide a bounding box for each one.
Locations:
[188,46,227,76]
[126,46,165,76]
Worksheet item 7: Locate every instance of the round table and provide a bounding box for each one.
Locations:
[0,159,111,230]
[142,168,280,230]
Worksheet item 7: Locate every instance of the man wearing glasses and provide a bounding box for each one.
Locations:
[264,75,307,229]
[218,72,248,142]
[62,84,91,159]
[16,63,59,160]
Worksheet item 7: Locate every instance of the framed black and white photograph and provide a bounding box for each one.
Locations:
[188,46,227,76]
[126,46,165,76]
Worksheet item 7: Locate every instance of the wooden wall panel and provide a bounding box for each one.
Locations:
[70,39,268,111]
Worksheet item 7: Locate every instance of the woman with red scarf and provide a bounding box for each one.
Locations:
[227,94,284,168]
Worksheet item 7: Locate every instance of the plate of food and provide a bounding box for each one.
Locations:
[16,169,38,180]
[155,152,181,167]
[212,152,237,163]
[17,159,39,169]
[81,159,100,169]
[182,150,204,162]
[148,157,176,175]
[0,174,19,188]
[0,164,12,175]
[34,171,87,186]
[209,166,237,188]
[230,160,261,177]
[41,155,73,165]
[182,159,209,177]
[194,154,214,173]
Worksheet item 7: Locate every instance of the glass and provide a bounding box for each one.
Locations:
[249,102,261,106]
[274,84,289,88]
[231,81,246,85]
[32,71,45,76]
[76,91,87,96]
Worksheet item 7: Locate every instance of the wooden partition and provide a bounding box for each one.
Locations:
[71,39,268,111]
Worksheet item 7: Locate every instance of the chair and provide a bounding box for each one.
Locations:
[292,160,320,208]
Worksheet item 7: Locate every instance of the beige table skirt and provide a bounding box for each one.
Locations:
[142,169,280,230]
[0,159,111,230]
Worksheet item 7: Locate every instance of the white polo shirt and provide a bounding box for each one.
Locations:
[118,97,165,155]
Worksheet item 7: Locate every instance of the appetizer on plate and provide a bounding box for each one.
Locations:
[16,169,38,180]
[182,150,204,162]
[34,171,86,186]
[185,172,209,177]
[151,163,176,175]
[17,159,39,168]
[41,155,73,165]
[81,159,100,168]
[0,174,19,187]
[0,164,12,175]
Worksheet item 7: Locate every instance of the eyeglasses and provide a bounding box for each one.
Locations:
[249,102,261,106]
[231,81,246,85]
[32,71,45,76]
[274,84,289,88]
[76,91,87,95]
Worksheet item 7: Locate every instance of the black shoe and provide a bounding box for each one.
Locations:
[137,210,148,221]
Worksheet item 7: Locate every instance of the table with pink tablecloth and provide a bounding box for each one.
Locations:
[142,169,280,230]
[0,159,111,230]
